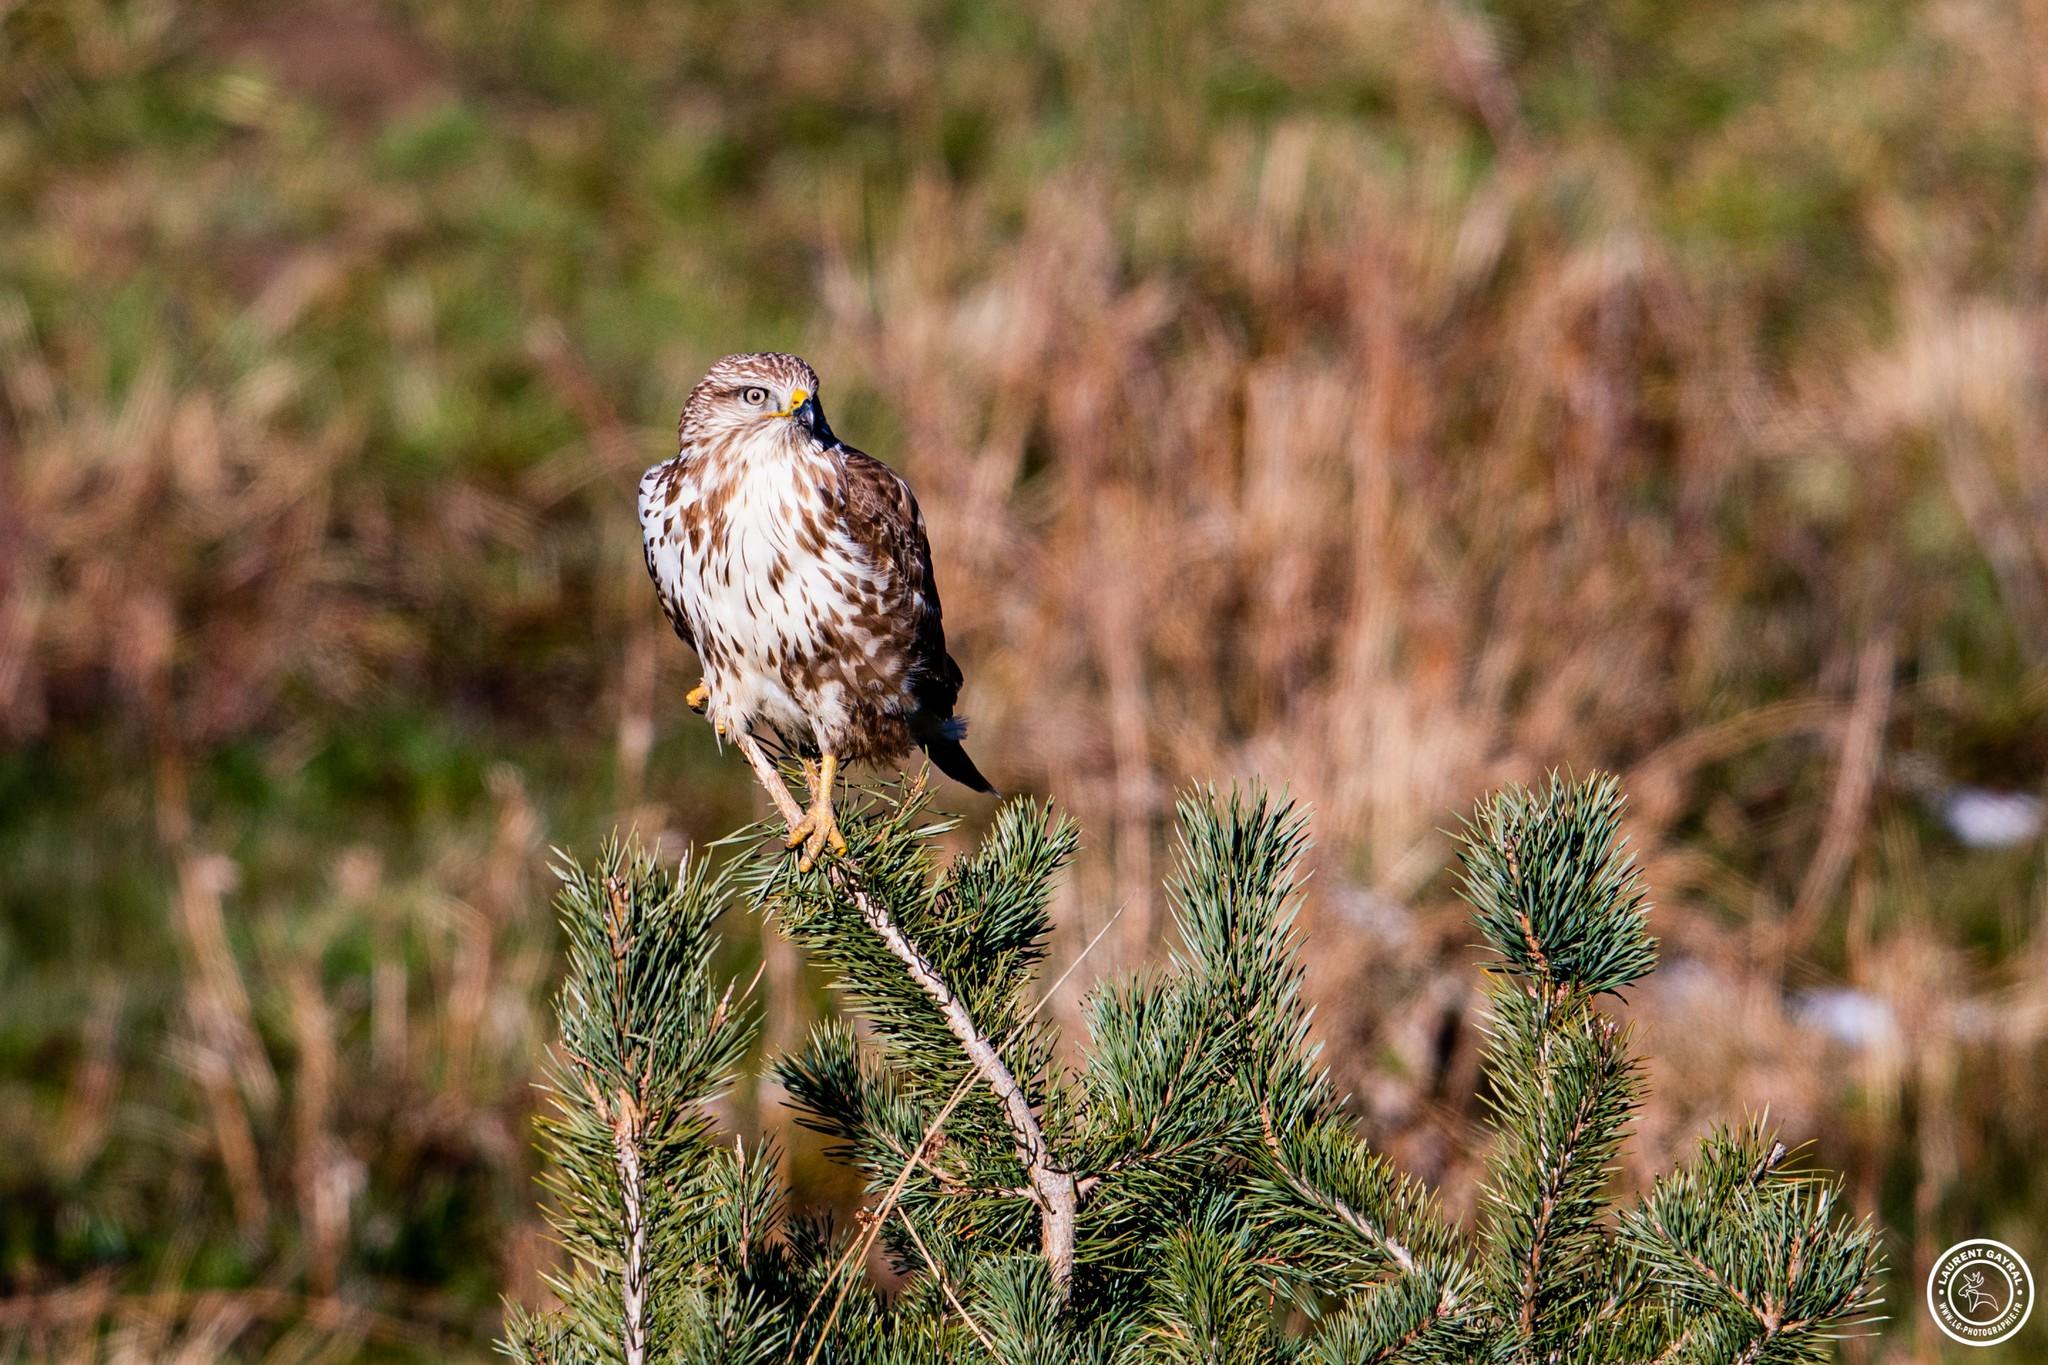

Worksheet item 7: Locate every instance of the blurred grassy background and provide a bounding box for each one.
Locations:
[5,0,2048,1357]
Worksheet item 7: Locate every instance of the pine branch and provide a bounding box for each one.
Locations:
[1460,775,1654,1352]
[1459,773,1656,1000]
[787,1065,987,1359]
[611,1090,648,1365]
[505,837,765,1364]
[734,737,1081,1295]
[1619,1119,1887,1361]
[505,770,1884,1362]
[1257,1110,1416,1277]
[1303,1268,1477,1365]
[832,854,1081,1293]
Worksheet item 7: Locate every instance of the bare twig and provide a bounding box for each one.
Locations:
[897,1205,999,1356]
[793,1064,982,1359]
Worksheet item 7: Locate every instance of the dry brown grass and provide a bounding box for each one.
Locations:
[785,57,2048,1299]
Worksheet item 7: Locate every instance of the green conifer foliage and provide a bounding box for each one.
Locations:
[505,775,1883,1363]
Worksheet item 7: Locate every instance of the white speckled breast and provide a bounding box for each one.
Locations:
[639,430,883,751]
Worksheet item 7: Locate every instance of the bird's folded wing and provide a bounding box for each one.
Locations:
[838,447,965,711]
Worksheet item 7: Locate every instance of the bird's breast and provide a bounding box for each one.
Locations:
[680,449,883,728]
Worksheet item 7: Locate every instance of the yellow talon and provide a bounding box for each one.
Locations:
[786,754,847,872]
[685,682,710,714]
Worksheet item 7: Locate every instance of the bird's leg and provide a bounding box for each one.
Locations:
[784,753,849,872]
[685,682,710,714]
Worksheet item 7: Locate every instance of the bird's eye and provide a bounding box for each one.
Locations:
[741,386,770,408]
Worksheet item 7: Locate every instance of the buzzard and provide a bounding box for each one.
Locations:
[639,352,995,868]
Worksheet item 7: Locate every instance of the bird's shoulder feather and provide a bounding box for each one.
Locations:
[837,446,924,552]
[832,445,963,712]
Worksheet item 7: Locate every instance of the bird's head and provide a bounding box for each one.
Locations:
[678,352,835,451]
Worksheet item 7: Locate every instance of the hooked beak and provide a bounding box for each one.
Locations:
[783,388,835,444]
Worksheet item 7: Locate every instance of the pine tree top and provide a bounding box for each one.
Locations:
[506,773,1885,1363]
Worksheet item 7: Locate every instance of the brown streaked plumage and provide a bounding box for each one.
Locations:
[639,352,994,866]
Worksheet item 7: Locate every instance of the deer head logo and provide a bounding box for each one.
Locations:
[1959,1268,2000,1317]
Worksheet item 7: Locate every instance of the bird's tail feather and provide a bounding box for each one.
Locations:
[923,734,998,796]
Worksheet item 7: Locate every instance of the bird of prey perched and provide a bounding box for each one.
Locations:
[639,352,996,868]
